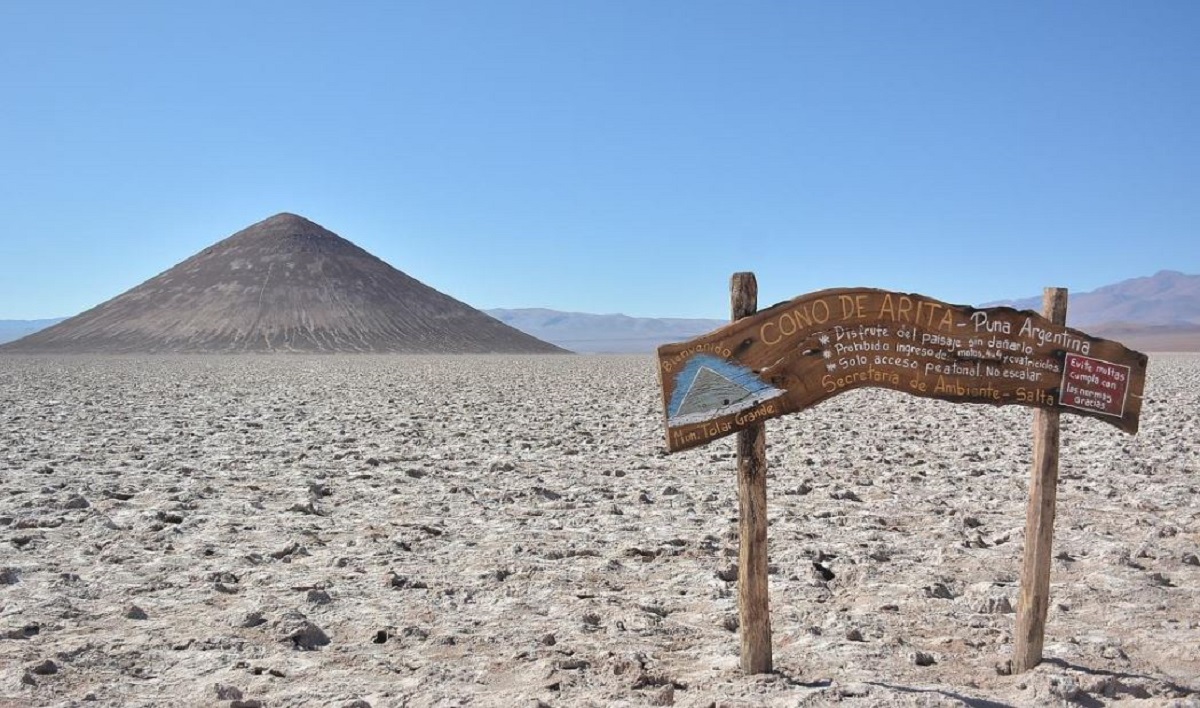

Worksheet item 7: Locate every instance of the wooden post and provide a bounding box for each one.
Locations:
[1012,287,1069,673]
[732,272,773,674]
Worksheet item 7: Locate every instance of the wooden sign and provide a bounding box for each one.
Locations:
[658,287,1148,452]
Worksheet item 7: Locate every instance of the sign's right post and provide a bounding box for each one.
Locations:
[1012,286,1069,673]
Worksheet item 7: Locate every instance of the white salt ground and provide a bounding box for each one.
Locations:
[0,354,1197,707]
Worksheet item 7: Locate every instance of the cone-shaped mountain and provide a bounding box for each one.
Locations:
[3,213,568,354]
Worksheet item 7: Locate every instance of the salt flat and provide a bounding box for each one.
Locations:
[1,354,1197,707]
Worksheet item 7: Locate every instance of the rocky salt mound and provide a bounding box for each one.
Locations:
[2,213,566,354]
[0,355,1197,706]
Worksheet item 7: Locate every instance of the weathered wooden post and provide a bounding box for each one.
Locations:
[1012,287,1069,673]
[731,272,773,674]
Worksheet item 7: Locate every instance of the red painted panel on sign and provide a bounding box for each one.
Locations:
[1059,353,1129,418]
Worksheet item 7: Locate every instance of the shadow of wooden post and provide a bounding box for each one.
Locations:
[731,272,773,674]
[1012,286,1069,673]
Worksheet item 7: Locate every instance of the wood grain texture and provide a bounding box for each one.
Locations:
[1012,288,1068,674]
[658,287,1148,452]
[731,273,772,674]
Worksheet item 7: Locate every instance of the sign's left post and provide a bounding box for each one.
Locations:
[731,272,773,674]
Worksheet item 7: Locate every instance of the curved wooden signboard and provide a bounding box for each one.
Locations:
[657,288,1148,452]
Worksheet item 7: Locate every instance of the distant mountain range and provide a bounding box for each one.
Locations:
[491,271,1200,353]
[0,318,66,345]
[485,309,726,354]
[985,270,1200,353]
[6,270,1199,352]
[986,270,1200,326]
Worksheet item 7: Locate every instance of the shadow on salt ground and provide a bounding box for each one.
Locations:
[1042,657,1199,698]
[861,682,1015,708]
[770,670,1013,708]
[770,670,832,690]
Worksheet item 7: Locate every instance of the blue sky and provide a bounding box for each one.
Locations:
[2,1,1197,319]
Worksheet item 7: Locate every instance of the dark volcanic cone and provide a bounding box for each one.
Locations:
[2,213,568,354]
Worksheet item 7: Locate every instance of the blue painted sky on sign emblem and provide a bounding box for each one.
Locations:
[667,355,786,425]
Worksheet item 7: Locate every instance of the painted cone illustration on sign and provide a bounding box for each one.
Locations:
[667,355,787,426]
